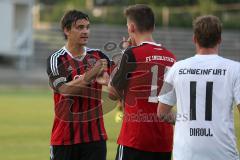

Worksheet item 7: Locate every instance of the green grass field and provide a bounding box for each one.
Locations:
[0,88,239,160]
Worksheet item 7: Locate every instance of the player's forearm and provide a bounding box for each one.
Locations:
[163,111,176,125]
[84,66,101,82]
[108,85,120,101]
[57,66,102,95]
[158,111,176,125]
[58,78,90,96]
[157,102,175,124]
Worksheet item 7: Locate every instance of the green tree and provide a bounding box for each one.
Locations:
[198,0,218,14]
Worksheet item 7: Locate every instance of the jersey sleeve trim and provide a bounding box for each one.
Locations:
[47,49,67,90]
[158,88,177,106]
[49,49,65,76]
[52,77,67,89]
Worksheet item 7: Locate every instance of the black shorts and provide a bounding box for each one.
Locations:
[115,145,172,160]
[50,140,106,160]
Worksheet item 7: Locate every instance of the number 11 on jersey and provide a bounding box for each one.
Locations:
[190,81,213,121]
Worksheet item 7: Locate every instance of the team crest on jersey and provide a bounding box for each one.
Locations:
[87,58,97,67]
[67,65,73,72]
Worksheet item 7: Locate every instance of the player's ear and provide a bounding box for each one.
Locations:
[217,37,222,44]
[129,23,135,33]
[192,35,197,44]
[64,28,70,38]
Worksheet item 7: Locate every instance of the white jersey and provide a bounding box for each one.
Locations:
[159,54,240,160]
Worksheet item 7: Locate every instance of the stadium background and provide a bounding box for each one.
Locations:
[0,0,239,160]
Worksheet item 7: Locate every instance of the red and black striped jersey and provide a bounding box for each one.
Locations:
[47,46,110,145]
[111,42,176,152]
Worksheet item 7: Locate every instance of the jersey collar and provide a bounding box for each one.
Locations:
[63,46,87,59]
[195,54,219,58]
[140,41,162,47]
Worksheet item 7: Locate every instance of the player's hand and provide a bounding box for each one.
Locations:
[122,37,137,49]
[96,72,110,85]
[88,59,108,77]
[94,59,108,74]
[95,59,109,85]
[122,37,131,49]
[83,59,108,83]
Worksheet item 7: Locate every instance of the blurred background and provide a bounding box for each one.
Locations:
[0,0,239,86]
[0,0,239,160]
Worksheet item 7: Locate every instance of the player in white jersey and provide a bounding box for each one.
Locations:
[157,15,240,160]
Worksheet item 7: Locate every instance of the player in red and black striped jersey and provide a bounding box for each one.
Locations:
[108,5,176,160]
[46,10,110,160]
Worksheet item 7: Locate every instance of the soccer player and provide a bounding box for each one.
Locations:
[108,4,176,160]
[46,10,110,160]
[158,15,240,160]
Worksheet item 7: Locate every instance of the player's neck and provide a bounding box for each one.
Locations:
[66,42,85,57]
[196,45,219,55]
[134,33,154,46]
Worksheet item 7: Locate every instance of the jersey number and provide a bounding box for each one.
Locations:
[148,65,158,103]
[190,81,213,121]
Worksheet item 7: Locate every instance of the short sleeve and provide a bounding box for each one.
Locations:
[111,48,136,93]
[158,63,177,106]
[46,54,67,91]
[233,64,240,105]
